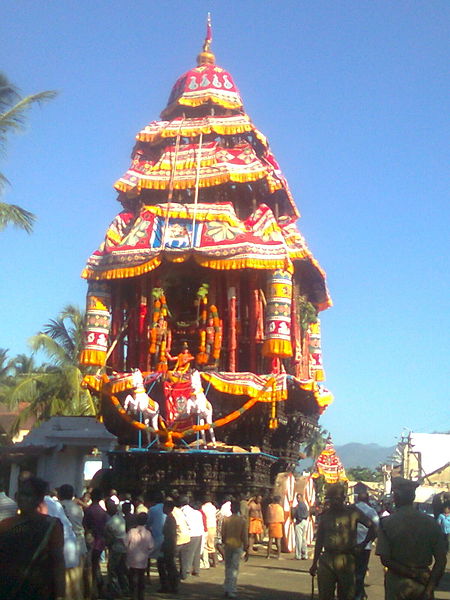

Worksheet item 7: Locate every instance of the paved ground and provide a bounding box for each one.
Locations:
[140,549,450,600]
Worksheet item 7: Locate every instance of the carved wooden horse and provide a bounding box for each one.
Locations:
[124,369,160,444]
[187,370,216,446]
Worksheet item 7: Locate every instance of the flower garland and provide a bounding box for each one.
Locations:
[196,284,209,364]
[149,288,170,372]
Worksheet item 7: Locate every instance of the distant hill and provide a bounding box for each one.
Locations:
[336,443,396,469]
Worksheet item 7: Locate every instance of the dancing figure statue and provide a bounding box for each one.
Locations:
[187,370,216,447]
[124,369,160,444]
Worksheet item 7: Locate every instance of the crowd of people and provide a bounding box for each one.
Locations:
[0,475,448,600]
[0,477,289,600]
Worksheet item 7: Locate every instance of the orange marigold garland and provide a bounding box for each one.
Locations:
[228,286,237,371]
[149,288,170,371]
[195,283,209,364]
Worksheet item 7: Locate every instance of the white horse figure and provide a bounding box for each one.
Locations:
[187,370,216,447]
[124,369,160,444]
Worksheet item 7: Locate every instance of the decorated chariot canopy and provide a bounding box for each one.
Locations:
[312,441,348,484]
[80,17,334,457]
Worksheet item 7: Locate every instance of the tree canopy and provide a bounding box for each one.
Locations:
[0,72,57,233]
[346,466,383,482]
[3,305,96,435]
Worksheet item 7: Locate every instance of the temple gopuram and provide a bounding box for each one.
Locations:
[80,19,333,497]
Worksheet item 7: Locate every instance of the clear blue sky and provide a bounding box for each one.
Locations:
[1,2,449,447]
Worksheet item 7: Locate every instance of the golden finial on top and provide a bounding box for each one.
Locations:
[197,12,215,65]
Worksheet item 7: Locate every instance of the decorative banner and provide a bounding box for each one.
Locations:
[82,203,293,281]
[262,270,293,358]
[163,379,193,426]
[303,476,316,547]
[282,472,297,553]
[308,320,325,381]
[79,282,111,366]
[312,442,347,484]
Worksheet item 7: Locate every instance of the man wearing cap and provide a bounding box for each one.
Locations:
[309,484,376,600]
[376,477,447,600]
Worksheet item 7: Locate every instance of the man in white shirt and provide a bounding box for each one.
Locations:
[355,491,379,600]
[180,496,205,578]
[173,500,190,580]
[201,495,218,567]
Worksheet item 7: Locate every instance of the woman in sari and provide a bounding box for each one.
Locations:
[0,476,65,600]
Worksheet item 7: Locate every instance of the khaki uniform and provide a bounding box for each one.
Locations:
[316,506,373,600]
[376,505,447,600]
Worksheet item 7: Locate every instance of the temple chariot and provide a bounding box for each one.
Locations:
[80,19,333,498]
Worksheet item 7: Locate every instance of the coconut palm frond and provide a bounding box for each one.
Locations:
[7,305,94,426]
[6,372,50,407]
[9,403,36,437]
[42,318,75,360]
[0,202,36,233]
[58,305,85,358]
[0,172,9,192]
[303,426,329,460]
[74,386,97,416]
[0,347,14,377]
[29,333,67,367]
[13,353,38,374]
[0,75,20,112]
[0,90,57,134]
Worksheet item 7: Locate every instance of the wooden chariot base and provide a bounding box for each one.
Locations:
[106,446,291,500]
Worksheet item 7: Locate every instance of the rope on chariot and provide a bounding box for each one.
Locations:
[105,376,277,442]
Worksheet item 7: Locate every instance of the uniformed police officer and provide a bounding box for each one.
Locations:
[309,484,376,600]
[376,477,447,600]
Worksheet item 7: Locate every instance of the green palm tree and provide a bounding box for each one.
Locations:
[303,426,329,460]
[0,72,57,232]
[0,348,17,402]
[6,305,97,433]
[0,348,14,379]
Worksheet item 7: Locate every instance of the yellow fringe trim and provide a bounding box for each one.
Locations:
[197,256,293,273]
[106,379,135,394]
[316,391,334,408]
[261,338,293,358]
[161,95,243,118]
[314,369,325,382]
[81,374,104,391]
[289,249,310,260]
[137,122,254,144]
[79,349,107,366]
[157,156,216,171]
[298,380,316,392]
[83,255,294,281]
[167,255,187,263]
[144,204,240,226]
[201,373,287,402]
[137,121,268,150]
[313,470,348,484]
[114,167,272,194]
[82,256,162,281]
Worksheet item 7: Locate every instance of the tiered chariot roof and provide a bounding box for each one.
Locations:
[82,33,331,311]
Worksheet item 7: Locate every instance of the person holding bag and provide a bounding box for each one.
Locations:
[0,476,65,600]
